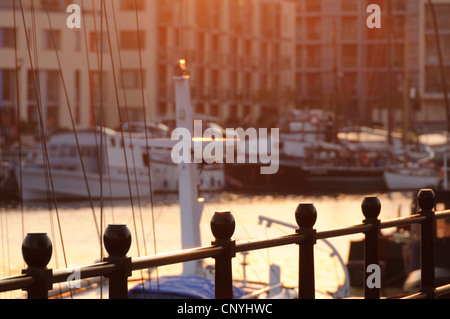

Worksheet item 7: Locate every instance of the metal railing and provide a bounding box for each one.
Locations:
[1,188,450,299]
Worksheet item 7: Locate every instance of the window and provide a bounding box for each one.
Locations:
[90,31,109,52]
[305,0,321,12]
[27,70,60,104]
[306,45,320,68]
[158,0,173,24]
[120,106,144,122]
[366,72,384,96]
[27,70,60,128]
[426,5,450,31]
[158,102,167,115]
[121,69,145,89]
[342,72,357,96]
[120,0,144,11]
[90,71,106,106]
[41,0,65,11]
[0,69,16,105]
[425,66,450,93]
[392,0,406,11]
[158,27,167,48]
[306,18,320,40]
[74,30,81,51]
[426,35,450,64]
[0,28,15,48]
[341,17,357,41]
[306,73,321,96]
[210,104,219,117]
[366,44,386,68]
[43,29,61,50]
[261,3,274,38]
[342,45,357,68]
[342,0,357,11]
[120,31,146,50]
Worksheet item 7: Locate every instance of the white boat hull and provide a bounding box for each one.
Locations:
[383,169,441,191]
[20,163,225,201]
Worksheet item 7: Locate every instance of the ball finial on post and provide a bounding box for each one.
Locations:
[211,210,236,299]
[418,189,436,211]
[103,224,132,257]
[362,196,381,220]
[295,204,317,229]
[211,210,235,242]
[22,233,52,269]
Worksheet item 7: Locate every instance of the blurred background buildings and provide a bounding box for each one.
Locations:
[0,0,449,135]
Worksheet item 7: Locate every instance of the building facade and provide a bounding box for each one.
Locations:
[0,0,449,137]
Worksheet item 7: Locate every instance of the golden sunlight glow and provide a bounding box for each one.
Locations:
[192,137,238,142]
[179,59,186,71]
[192,137,214,142]
[197,197,205,203]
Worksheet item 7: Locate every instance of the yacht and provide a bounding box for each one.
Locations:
[20,127,225,201]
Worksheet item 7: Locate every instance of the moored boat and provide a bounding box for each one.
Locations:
[383,166,441,191]
[19,128,225,201]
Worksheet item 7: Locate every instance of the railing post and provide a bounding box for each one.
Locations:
[362,196,381,299]
[21,233,53,299]
[295,203,317,299]
[211,210,236,299]
[418,189,436,299]
[103,224,132,299]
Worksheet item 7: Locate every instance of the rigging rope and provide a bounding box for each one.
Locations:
[12,0,24,245]
[19,0,70,298]
[132,0,161,296]
[100,0,148,296]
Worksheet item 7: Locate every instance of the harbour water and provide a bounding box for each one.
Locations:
[0,190,414,298]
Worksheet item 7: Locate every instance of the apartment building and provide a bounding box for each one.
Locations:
[0,0,449,136]
[155,0,296,128]
[420,0,450,129]
[294,0,450,130]
[0,0,296,134]
[0,0,156,133]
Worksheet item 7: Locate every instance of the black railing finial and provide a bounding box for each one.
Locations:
[211,210,235,243]
[103,224,132,299]
[418,188,437,298]
[362,196,381,220]
[211,210,236,299]
[21,233,53,299]
[104,224,132,257]
[362,196,381,299]
[296,203,317,299]
[418,188,436,211]
[295,203,317,229]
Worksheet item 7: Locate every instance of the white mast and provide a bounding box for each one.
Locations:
[173,72,204,276]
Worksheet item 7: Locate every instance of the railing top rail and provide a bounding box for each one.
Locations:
[52,263,116,284]
[236,233,304,253]
[316,224,372,240]
[131,246,223,271]
[0,275,34,293]
[380,214,426,230]
[436,210,450,220]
